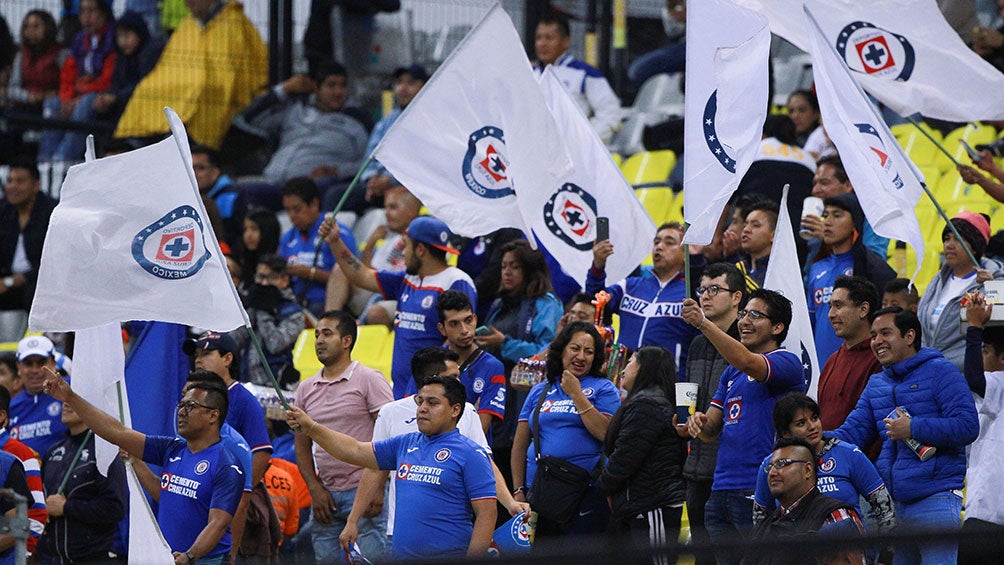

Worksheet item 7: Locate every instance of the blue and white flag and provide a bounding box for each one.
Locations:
[29,111,245,332]
[371,3,572,238]
[682,0,770,245]
[805,7,925,281]
[531,68,655,284]
[764,186,821,399]
[734,0,1004,121]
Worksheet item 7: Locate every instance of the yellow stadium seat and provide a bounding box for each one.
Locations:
[898,127,942,167]
[621,150,677,186]
[913,248,945,295]
[293,330,322,380]
[934,123,997,173]
[610,153,623,167]
[889,122,915,140]
[353,325,394,381]
[635,186,677,225]
[0,342,16,353]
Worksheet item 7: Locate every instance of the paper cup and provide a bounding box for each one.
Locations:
[799,196,825,239]
[675,382,698,424]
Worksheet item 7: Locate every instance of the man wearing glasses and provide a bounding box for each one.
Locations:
[747,437,864,565]
[41,370,245,564]
[682,288,807,565]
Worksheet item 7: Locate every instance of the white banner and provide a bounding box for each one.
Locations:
[682,0,770,245]
[371,2,572,238]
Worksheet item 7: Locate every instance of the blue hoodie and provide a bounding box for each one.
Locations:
[833,347,978,503]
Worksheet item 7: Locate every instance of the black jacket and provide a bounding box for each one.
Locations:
[746,487,859,565]
[39,431,127,563]
[597,388,686,518]
[0,192,56,311]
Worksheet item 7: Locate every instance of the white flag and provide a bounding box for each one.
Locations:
[72,323,130,475]
[682,0,770,245]
[734,0,1004,121]
[29,111,246,332]
[126,460,176,564]
[764,186,821,399]
[530,68,655,283]
[805,7,926,281]
[371,2,572,238]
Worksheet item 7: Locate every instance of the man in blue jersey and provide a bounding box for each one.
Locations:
[286,376,497,560]
[10,336,67,455]
[437,290,505,434]
[42,369,245,565]
[322,215,477,398]
[682,288,807,565]
[587,221,698,373]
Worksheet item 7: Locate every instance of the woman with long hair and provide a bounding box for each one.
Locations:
[598,346,687,559]
[240,207,281,288]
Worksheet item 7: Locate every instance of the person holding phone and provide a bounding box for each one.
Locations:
[958,142,1004,204]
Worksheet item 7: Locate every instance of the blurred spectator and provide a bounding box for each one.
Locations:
[556,292,598,337]
[349,64,427,214]
[972,0,1004,72]
[125,0,163,40]
[115,0,267,149]
[786,90,823,150]
[736,200,778,292]
[533,13,621,143]
[301,0,401,78]
[1,158,56,342]
[235,61,371,212]
[278,178,358,318]
[3,11,63,113]
[627,0,687,87]
[241,207,282,289]
[958,148,1004,203]
[325,186,420,322]
[92,10,162,125]
[263,458,299,546]
[0,16,14,80]
[882,278,920,312]
[192,143,246,247]
[801,155,890,259]
[241,254,305,388]
[0,385,46,558]
[39,0,117,164]
[0,452,32,565]
[917,212,1004,371]
[0,356,20,397]
[456,228,525,319]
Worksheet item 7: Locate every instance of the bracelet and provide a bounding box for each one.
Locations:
[513,486,526,496]
[306,421,317,436]
[695,311,706,331]
[310,267,317,281]
[578,404,595,416]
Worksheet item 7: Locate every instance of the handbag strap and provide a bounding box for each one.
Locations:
[531,381,606,478]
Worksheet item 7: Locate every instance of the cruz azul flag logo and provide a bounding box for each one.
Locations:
[462,126,514,199]
[835,21,915,80]
[543,183,599,251]
[131,205,211,280]
[703,90,737,173]
[855,123,905,189]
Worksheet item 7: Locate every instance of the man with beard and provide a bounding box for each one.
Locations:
[322,216,477,398]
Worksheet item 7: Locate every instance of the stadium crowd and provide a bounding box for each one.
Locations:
[3,0,1004,564]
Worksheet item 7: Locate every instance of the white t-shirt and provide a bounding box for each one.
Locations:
[965,371,1004,524]
[372,397,489,535]
[931,273,975,328]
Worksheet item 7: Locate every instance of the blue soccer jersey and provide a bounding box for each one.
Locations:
[143,436,245,557]
[807,251,854,365]
[710,349,806,491]
[518,376,621,484]
[220,424,253,492]
[226,382,272,454]
[458,349,506,420]
[755,438,884,515]
[376,267,477,398]
[279,216,357,306]
[373,429,496,560]
[9,391,67,455]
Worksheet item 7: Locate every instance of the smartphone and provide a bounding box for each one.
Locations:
[961,139,981,162]
[595,217,610,242]
[475,325,491,336]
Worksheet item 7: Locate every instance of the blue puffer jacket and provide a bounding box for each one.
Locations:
[833,347,978,504]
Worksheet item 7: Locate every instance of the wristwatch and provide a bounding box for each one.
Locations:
[2,277,13,289]
[184,551,196,563]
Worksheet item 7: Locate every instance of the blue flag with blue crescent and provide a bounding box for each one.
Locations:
[489,512,533,556]
[681,0,770,246]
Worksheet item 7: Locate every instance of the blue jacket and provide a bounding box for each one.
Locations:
[833,347,978,503]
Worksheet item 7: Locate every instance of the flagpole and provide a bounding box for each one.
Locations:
[905,116,969,169]
[162,109,292,409]
[683,223,692,298]
[317,153,375,253]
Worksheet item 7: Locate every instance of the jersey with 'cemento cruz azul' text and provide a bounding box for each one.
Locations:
[710,349,805,491]
[143,436,245,557]
[9,391,67,456]
[373,429,495,560]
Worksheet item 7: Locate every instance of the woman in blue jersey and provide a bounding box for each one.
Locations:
[510,322,621,539]
[752,393,895,533]
[598,346,686,554]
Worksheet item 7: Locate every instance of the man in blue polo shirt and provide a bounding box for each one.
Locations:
[286,376,497,560]
[682,288,806,565]
[42,370,245,564]
[322,215,477,398]
[436,290,505,434]
[10,336,68,455]
[587,221,698,373]
[279,177,357,317]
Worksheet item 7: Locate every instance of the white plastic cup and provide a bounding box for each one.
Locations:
[799,196,825,239]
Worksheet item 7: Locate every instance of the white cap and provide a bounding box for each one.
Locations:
[16,336,55,362]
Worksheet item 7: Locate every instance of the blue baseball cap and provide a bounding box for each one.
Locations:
[393,64,430,82]
[183,331,238,356]
[406,216,459,255]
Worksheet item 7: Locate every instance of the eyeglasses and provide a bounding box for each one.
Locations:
[697,285,737,297]
[762,458,809,473]
[254,272,281,283]
[738,309,769,321]
[177,400,216,414]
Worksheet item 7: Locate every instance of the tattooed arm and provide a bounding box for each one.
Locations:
[320,217,381,292]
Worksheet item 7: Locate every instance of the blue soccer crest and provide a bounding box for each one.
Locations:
[703,90,737,173]
[462,126,515,199]
[132,205,211,280]
[835,21,915,81]
[543,183,599,251]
